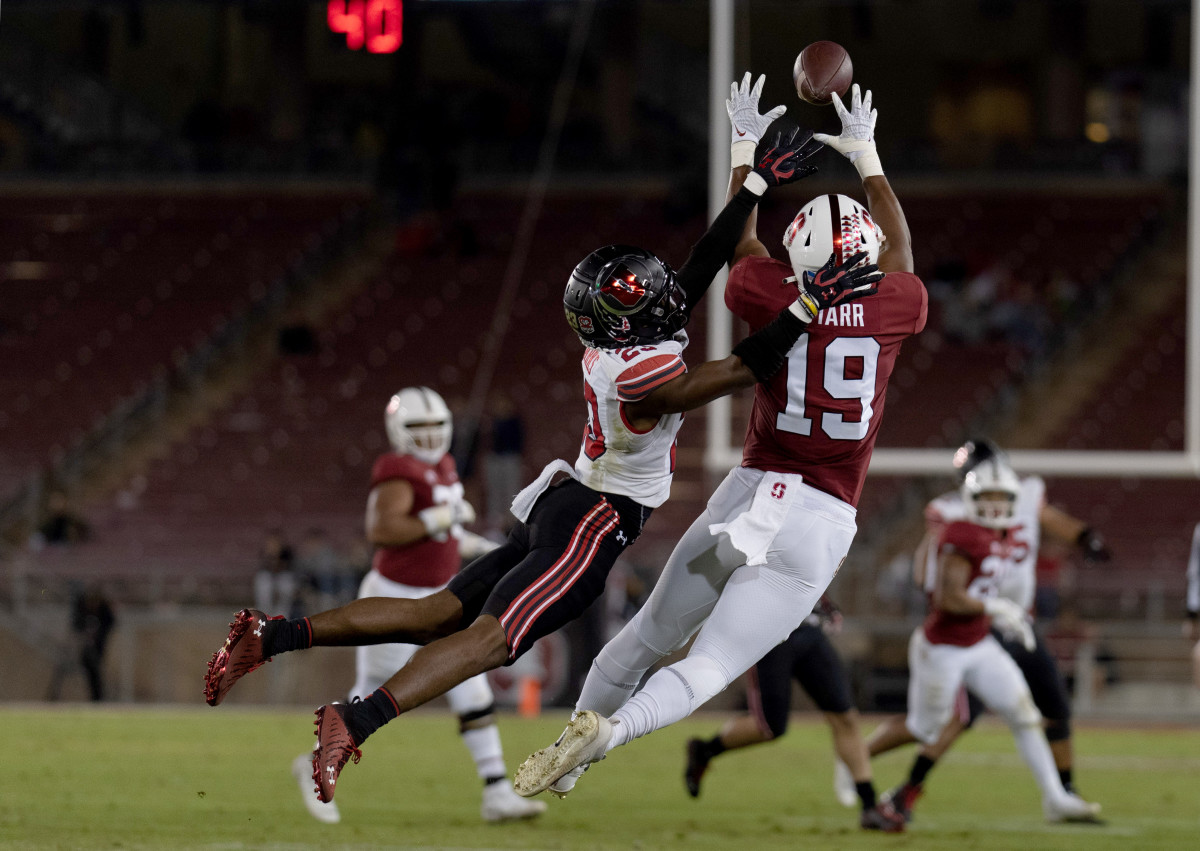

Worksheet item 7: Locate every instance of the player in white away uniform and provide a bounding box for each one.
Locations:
[899,458,1100,823]
[204,128,885,806]
[514,80,922,835]
[854,440,1108,823]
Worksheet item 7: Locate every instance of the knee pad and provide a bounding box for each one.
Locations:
[666,654,732,712]
[593,628,665,690]
[1044,716,1071,743]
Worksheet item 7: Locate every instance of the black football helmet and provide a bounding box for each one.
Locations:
[951,438,1010,484]
[563,245,687,349]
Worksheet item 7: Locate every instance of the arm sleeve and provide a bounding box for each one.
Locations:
[1188,522,1200,616]
[675,186,761,313]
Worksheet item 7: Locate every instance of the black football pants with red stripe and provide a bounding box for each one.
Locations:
[448,479,648,663]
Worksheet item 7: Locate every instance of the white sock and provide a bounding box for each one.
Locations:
[461,725,506,781]
[1012,724,1066,802]
[608,655,730,752]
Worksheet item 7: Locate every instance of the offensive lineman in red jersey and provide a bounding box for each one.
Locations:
[901,458,1101,823]
[514,80,921,833]
[289,387,545,825]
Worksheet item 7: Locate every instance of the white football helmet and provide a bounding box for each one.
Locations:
[782,194,884,283]
[385,387,452,464]
[961,457,1021,529]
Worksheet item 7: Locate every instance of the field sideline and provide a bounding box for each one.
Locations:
[6,705,1199,850]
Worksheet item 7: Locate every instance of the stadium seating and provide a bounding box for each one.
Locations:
[20,186,1176,610]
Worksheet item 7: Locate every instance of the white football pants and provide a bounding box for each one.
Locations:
[577,467,857,749]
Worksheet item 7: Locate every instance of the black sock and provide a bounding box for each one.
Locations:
[908,754,936,787]
[342,687,401,745]
[856,781,877,810]
[262,617,312,657]
[1059,768,1074,792]
[702,735,727,761]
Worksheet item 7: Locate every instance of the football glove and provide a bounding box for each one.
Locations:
[418,500,476,536]
[813,83,883,178]
[1076,527,1111,562]
[794,250,883,322]
[984,597,1036,651]
[749,128,823,190]
[727,71,787,164]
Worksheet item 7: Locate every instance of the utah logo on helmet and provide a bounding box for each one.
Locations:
[563,245,688,349]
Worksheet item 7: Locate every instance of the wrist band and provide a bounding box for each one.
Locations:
[731,140,756,168]
[854,150,884,179]
[742,171,768,196]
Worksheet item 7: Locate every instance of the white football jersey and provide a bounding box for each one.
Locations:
[573,335,688,508]
[923,475,1045,613]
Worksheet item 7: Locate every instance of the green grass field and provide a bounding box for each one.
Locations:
[6,705,1199,850]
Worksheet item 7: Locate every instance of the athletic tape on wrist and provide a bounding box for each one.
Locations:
[854,151,884,179]
[742,171,768,196]
[789,297,816,323]
[731,140,757,168]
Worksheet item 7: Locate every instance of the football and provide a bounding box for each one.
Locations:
[793,41,853,105]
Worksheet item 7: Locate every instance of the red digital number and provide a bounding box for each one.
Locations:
[328,0,402,54]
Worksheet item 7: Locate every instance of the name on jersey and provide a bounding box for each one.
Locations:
[817,303,865,328]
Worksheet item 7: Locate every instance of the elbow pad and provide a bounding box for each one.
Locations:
[731,303,809,383]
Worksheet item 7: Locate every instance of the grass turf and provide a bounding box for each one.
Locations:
[5,705,1199,850]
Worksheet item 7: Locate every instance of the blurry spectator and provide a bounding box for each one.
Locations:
[48,584,115,701]
[37,491,90,546]
[254,529,299,618]
[296,527,352,610]
[485,393,524,531]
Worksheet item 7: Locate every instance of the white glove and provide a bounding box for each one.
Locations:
[812,83,883,178]
[727,72,786,167]
[984,597,1035,651]
[418,500,476,536]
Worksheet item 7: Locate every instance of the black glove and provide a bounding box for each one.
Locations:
[795,250,883,320]
[751,128,823,188]
[1076,527,1111,562]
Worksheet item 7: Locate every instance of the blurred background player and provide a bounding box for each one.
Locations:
[513,82,920,831]
[899,456,1101,823]
[682,597,894,830]
[856,438,1110,820]
[290,386,545,824]
[205,130,842,804]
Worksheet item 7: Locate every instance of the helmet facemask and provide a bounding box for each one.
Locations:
[385,387,453,465]
[960,459,1021,529]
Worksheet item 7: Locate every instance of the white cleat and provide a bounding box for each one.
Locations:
[832,760,857,808]
[513,710,612,798]
[1044,792,1103,824]
[548,763,590,799]
[292,753,340,824]
[481,779,548,822]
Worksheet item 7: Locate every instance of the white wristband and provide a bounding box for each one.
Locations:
[742,171,768,197]
[853,151,884,179]
[731,140,757,169]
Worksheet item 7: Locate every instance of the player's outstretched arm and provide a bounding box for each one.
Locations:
[626,254,881,424]
[814,84,913,275]
[675,114,822,309]
[723,72,786,263]
[1040,504,1110,561]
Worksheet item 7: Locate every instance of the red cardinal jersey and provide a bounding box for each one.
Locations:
[725,256,926,507]
[923,520,1017,646]
[369,452,463,587]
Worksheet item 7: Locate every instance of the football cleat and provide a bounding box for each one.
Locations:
[481,779,548,822]
[860,800,906,833]
[881,782,923,823]
[684,738,710,798]
[292,752,340,824]
[832,760,857,808]
[513,710,611,797]
[313,703,362,804]
[204,608,280,706]
[548,763,590,799]
[1044,792,1103,824]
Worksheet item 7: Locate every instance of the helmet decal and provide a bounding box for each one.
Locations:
[599,263,648,310]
